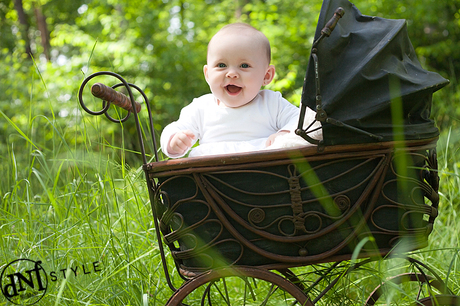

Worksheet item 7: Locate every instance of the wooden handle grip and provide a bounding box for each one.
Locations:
[91,82,141,113]
[321,7,345,37]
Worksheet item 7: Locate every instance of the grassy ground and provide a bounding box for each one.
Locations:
[1,78,459,305]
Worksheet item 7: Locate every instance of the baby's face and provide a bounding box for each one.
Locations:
[204,32,274,108]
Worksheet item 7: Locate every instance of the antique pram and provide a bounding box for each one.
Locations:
[78,0,459,304]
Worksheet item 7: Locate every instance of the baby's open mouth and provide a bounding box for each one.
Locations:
[225,85,242,94]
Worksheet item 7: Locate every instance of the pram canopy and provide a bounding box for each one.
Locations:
[301,0,449,146]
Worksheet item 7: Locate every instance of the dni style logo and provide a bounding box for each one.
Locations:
[0,259,47,305]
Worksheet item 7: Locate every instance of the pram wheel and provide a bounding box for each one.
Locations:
[416,295,460,306]
[365,272,455,305]
[167,267,312,306]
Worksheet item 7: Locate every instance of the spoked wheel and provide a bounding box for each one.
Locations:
[365,272,454,305]
[416,295,460,305]
[167,267,312,306]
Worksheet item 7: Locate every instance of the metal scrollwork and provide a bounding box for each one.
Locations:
[78,71,148,123]
[78,71,159,165]
[334,195,351,211]
[248,208,265,224]
[289,175,307,233]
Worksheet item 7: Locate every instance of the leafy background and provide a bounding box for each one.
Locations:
[1,0,459,158]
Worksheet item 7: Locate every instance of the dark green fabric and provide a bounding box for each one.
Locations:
[301,0,449,145]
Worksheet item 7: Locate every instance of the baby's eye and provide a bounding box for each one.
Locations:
[217,63,226,68]
[241,63,250,68]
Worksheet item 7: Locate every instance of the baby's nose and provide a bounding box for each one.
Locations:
[226,69,239,78]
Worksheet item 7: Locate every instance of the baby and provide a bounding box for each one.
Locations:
[160,23,320,158]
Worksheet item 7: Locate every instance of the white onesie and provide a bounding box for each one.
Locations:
[160,90,320,158]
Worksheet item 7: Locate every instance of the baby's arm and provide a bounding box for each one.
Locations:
[167,130,196,156]
[265,130,290,147]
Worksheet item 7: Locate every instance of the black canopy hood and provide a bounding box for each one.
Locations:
[298,0,449,146]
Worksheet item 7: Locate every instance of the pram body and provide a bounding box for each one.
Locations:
[78,0,458,304]
[149,140,437,270]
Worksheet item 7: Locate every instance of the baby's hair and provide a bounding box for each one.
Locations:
[208,23,271,64]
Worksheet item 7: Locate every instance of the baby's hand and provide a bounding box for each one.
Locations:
[266,130,290,147]
[167,130,196,156]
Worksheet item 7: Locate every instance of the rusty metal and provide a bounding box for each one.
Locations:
[365,273,449,305]
[78,71,158,164]
[153,149,390,266]
[416,295,460,306]
[166,267,312,306]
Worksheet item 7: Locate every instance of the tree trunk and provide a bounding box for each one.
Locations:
[13,0,33,58]
[234,0,250,20]
[235,0,242,19]
[34,4,51,61]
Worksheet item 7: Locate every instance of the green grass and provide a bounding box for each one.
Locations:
[1,71,459,305]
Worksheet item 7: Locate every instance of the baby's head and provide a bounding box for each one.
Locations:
[208,23,271,65]
[203,23,275,108]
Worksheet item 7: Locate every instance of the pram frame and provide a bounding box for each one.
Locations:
[78,74,457,304]
[77,4,459,304]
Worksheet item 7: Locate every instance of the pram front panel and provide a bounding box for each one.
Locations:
[147,140,438,272]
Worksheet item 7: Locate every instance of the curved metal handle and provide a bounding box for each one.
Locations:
[91,82,142,113]
[78,71,159,164]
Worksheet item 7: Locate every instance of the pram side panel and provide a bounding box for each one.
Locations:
[150,141,438,271]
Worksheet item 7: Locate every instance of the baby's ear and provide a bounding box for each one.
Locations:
[203,65,209,82]
[263,65,275,86]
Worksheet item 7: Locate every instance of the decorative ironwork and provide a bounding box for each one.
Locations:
[334,195,351,211]
[248,208,265,224]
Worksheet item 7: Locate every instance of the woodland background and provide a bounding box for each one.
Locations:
[1,0,459,161]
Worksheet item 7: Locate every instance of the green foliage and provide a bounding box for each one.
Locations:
[1,0,459,140]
